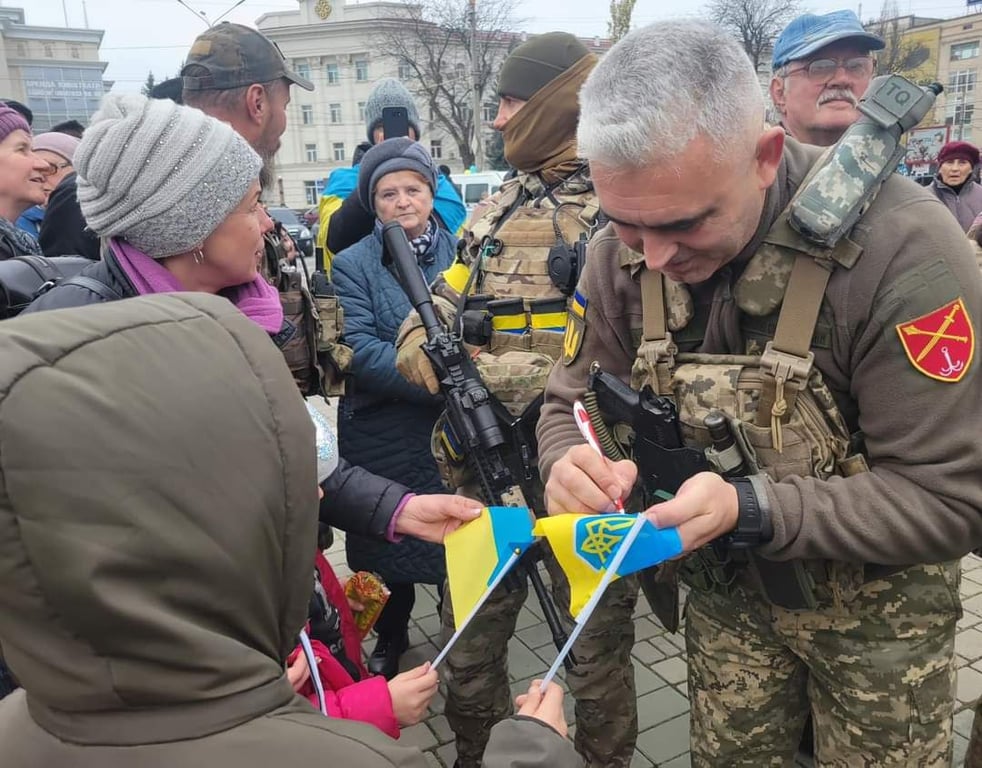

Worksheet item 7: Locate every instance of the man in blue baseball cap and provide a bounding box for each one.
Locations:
[769,10,884,146]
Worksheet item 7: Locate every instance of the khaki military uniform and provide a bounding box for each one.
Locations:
[538,137,982,766]
[429,168,640,768]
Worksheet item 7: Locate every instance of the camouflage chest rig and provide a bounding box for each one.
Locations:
[609,75,941,623]
[433,166,601,495]
[263,231,352,398]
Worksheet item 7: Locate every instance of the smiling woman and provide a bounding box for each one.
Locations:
[0,105,48,260]
[22,93,280,335]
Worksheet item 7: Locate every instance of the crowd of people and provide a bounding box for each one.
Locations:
[0,6,980,768]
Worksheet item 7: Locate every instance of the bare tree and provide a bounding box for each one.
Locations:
[868,0,930,77]
[608,0,637,43]
[375,0,521,169]
[707,0,801,71]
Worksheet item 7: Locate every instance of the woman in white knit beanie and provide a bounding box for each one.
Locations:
[24,93,283,336]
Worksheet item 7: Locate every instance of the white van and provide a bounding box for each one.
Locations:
[450,171,507,211]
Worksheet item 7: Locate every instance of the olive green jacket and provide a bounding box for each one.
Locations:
[0,293,581,768]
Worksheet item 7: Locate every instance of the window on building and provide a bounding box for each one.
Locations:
[329,103,342,123]
[43,44,54,58]
[333,142,346,162]
[304,181,319,206]
[482,102,496,123]
[454,62,466,80]
[951,41,980,61]
[326,62,340,84]
[301,105,314,125]
[398,58,412,80]
[305,143,318,163]
[70,46,81,59]
[357,101,366,122]
[296,60,311,81]
[949,69,977,94]
[355,59,369,81]
[15,43,26,58]
[430,139,443,159]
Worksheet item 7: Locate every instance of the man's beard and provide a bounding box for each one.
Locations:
[259,160,275,192]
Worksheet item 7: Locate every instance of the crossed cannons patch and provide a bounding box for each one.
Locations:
[895,297,974,383]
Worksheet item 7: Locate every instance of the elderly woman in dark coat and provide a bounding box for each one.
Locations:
[332,138,457,679]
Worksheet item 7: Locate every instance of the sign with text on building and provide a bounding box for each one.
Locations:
[24,77,103,99]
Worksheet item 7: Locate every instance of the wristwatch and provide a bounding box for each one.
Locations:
[720,475,773,549]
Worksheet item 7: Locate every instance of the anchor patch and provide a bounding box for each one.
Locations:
[895,297,974,383]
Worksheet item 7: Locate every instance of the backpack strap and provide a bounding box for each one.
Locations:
[630,268,676,396]
[58,275,123,302]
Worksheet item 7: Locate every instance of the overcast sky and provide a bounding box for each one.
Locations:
[19,0,972,93]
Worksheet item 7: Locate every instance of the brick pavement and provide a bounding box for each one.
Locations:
[325,526,980,768]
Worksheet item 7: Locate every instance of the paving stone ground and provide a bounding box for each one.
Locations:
[313,398,978,766]
[326,530,980,768]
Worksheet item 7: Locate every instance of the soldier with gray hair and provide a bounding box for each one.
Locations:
[538,19,982,766]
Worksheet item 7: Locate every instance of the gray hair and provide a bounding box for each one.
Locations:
[578,20,765,168]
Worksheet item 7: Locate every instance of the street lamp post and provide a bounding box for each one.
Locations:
[469,0,485,170]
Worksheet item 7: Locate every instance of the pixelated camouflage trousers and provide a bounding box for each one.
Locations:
[440,544,639,768]
[966,695,982,767]
[685,561,960,767]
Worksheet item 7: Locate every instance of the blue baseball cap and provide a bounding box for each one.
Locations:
[772,10,884,71]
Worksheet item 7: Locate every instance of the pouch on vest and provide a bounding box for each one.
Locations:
[310,270,353,397]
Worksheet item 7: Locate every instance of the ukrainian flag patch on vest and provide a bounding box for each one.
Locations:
[563,291,588,366]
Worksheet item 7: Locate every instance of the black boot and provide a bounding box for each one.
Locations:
[367,632,409,680]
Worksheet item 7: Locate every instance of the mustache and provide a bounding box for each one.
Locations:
[817,88,858,108]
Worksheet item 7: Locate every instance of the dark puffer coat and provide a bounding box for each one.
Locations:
[332,224,456,584]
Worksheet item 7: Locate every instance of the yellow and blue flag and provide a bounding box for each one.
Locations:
[445,506,536,630]
[533,514,682,617]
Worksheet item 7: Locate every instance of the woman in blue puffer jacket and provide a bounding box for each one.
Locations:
[332,138,457,680]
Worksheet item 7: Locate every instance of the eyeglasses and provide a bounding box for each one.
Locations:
[40,161,72,177]
[783,56,874,82]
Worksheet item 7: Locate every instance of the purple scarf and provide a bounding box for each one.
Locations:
[111,239,284,333]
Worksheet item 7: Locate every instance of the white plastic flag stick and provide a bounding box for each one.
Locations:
[432,548,522,670]
[539,400,639,690]
[539,512,647,690]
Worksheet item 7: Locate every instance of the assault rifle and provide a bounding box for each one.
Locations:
[383,221,574,670]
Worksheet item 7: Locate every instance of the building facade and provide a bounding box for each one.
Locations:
[0,6,108,131]
[256,0,610,210]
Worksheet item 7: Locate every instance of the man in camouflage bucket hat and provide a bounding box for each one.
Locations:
[395,32,640,768]
[538,19,982,766]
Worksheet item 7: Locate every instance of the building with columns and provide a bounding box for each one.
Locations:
[0,6,108,131]
[256,0,610,209]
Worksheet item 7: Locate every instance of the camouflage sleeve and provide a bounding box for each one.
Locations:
[759,193,982,564]
[537,229,639,481]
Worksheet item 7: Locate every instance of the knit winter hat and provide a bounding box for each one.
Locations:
[32,131,80,164]
[0,105,31,145]
[363,78,421,144]
[497,32,590,101]
[938,140,979,168]
[75,93,262,260]
[358,137,438,212]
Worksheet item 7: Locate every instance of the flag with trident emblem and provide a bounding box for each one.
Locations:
[533,513,682,617]
[896,297,974,383]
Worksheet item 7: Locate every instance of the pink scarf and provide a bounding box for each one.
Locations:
[111,239,284,333]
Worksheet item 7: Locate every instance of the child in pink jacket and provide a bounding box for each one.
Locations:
[288,404,438,737]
